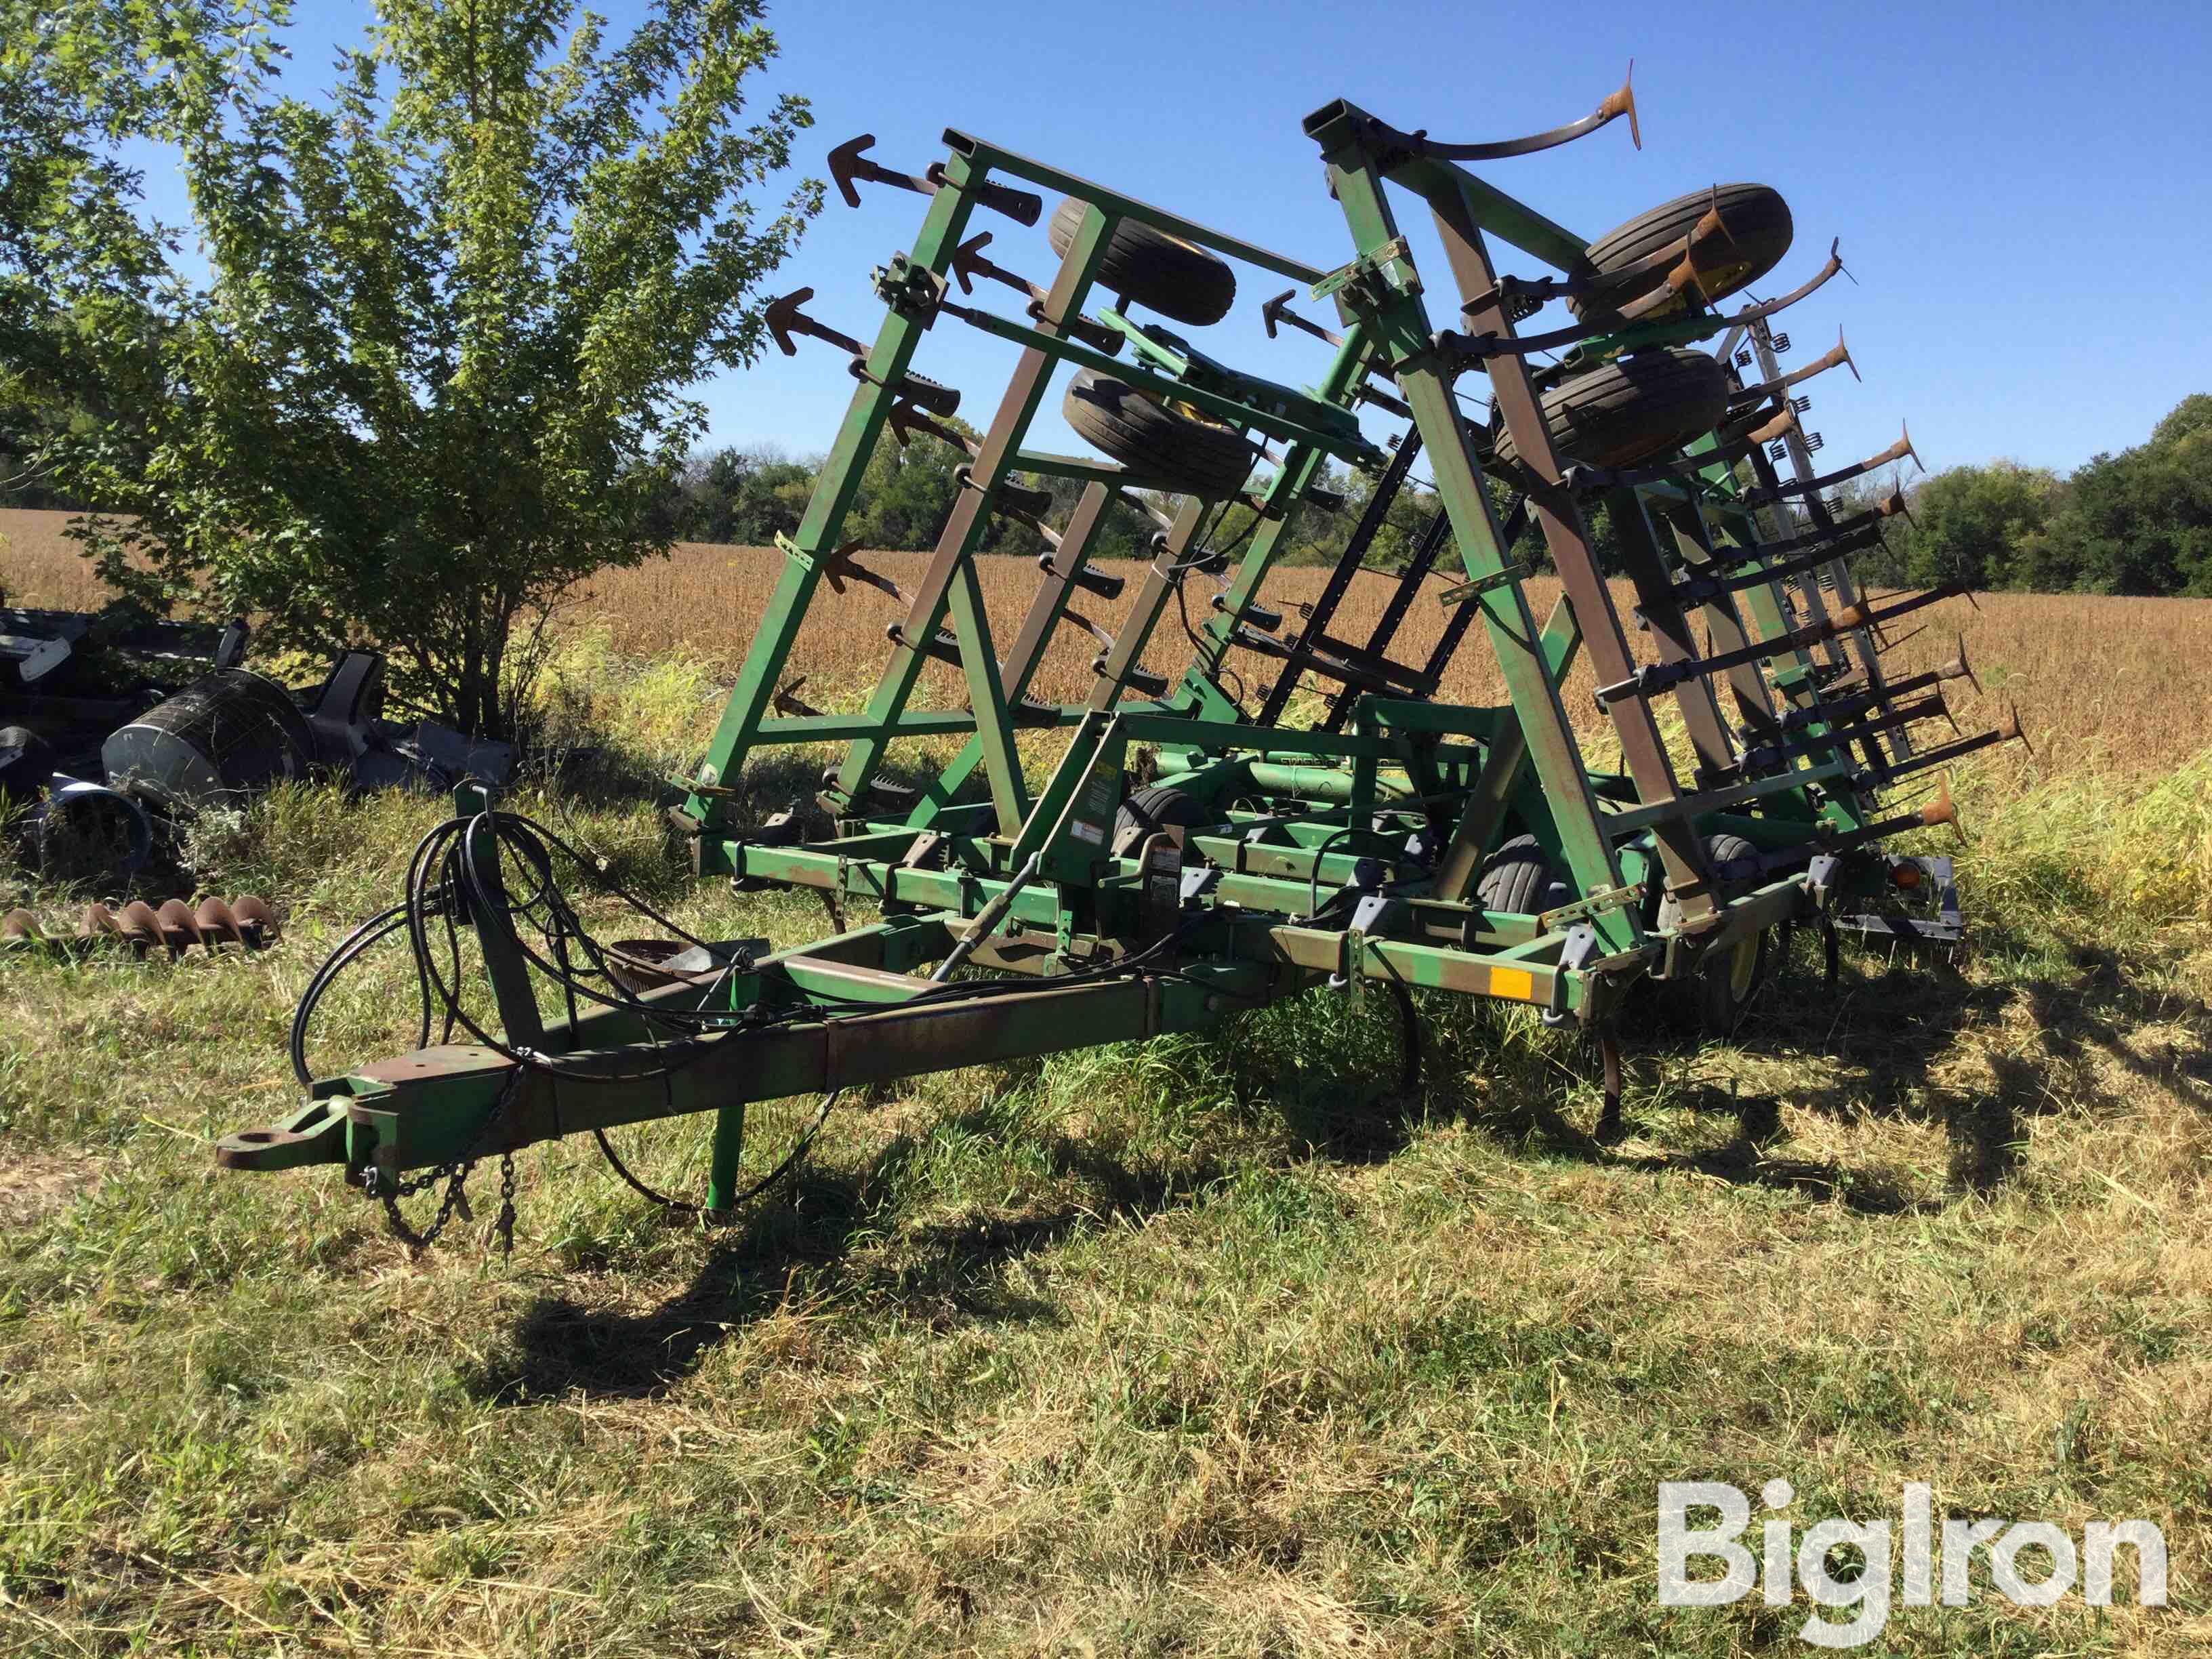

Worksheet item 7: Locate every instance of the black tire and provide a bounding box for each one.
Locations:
[1111,783,1217,857]
[1065,369,1257,500]
[1475,833,1571,916]
[1692,832,1772,1036]
[1048,199,1236,327]
[1492,347,1729,471]
[1568,183,1793,325]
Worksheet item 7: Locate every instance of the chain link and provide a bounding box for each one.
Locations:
[375,1069,523,1256]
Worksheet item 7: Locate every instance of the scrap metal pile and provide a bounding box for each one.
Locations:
[1,611,510,891]
[216,77,2026,1237]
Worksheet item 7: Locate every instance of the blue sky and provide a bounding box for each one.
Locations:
[140,0,2212,477]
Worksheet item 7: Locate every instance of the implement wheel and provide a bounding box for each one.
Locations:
[1475,834,1570,916]
[1111,782,1216,857]
[1568,183,1794,325]
[1047,199,1236,327]
[1492,347,1729,472]
[1065,369,1258,499]
[1692,832,1773,1037]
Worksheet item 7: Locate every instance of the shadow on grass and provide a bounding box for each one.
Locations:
[469,1130,1228,1403]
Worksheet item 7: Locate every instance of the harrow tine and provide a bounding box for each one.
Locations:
[1728,326,1860,407]
[821,543,911,606]
[1367,61,1639,162]
[888,399,979,455]
[1262,288,1344,346]
[1936,635,1980,695]
[827,133,1040,224]
[773,676,825,720]
[1742,423,1923,508]
[1457,239,1845,361]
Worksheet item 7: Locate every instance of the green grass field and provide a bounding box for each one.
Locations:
[3,643,2209,1656]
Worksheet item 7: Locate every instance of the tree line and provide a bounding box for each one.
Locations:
[1851,395,2212,596]
[655,392,2212,601]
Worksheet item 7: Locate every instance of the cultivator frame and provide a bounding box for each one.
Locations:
[218,84,2019,1221]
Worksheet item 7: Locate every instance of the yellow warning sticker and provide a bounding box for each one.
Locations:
[1490,966,1536,1002]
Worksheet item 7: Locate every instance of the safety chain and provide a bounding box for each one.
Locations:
[367,1067,525,1257]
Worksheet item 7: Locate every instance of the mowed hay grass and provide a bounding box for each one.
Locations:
[3,510,2211,1653]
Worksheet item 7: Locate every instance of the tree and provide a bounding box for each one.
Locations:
[0,2,231,508]
[31,0,819,735]
[2030,405,2212,597]
[1893,462,2060,590]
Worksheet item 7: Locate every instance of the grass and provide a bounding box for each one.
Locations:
[3,533,2212,1652]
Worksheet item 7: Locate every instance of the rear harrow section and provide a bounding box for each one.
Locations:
[215,89,2023,1243]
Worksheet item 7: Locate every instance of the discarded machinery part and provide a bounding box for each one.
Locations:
[1492,347,1730,471]
[306,649,387,766]
[1568,183,1793,323]
[101,668,319,810]
[1063,369,1259,499]
[0,723,56,800]
[33,776,156,880]
[0,628,71,686]
[1,893,278,956]
[1046,199,1237,328]
[826,132,1041,224]
[1261,287,1344,346]
[1355,62,1640,163]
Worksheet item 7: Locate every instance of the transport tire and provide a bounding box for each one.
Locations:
[1047,199,1237,327]
[1491,347,1729,471]
[1475,833,1572,916]
[1111,782,1217,857]
[1567,183,1793,325]
[1065,369,1258,500]
[1692,831,1773,1036]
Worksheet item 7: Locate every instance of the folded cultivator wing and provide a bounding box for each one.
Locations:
[219,79,2024,1242]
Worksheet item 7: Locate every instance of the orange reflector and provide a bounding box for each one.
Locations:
[1491,966,1536,1002]
[1893,864,1923,889]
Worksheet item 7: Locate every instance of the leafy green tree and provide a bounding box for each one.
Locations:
[0,2,237,508]
[2031,407,2212,597]
[31,0,819,734]
[1891,462,2060,590]
[2151,394,2212,449]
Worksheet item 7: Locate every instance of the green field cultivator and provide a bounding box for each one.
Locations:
[218,77,2027,1241]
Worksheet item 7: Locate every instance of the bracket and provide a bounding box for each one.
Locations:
[1537,882,1645,933]
[1312,236,1418,308]
[871,253,947,320]
[1437,561,1534,609]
